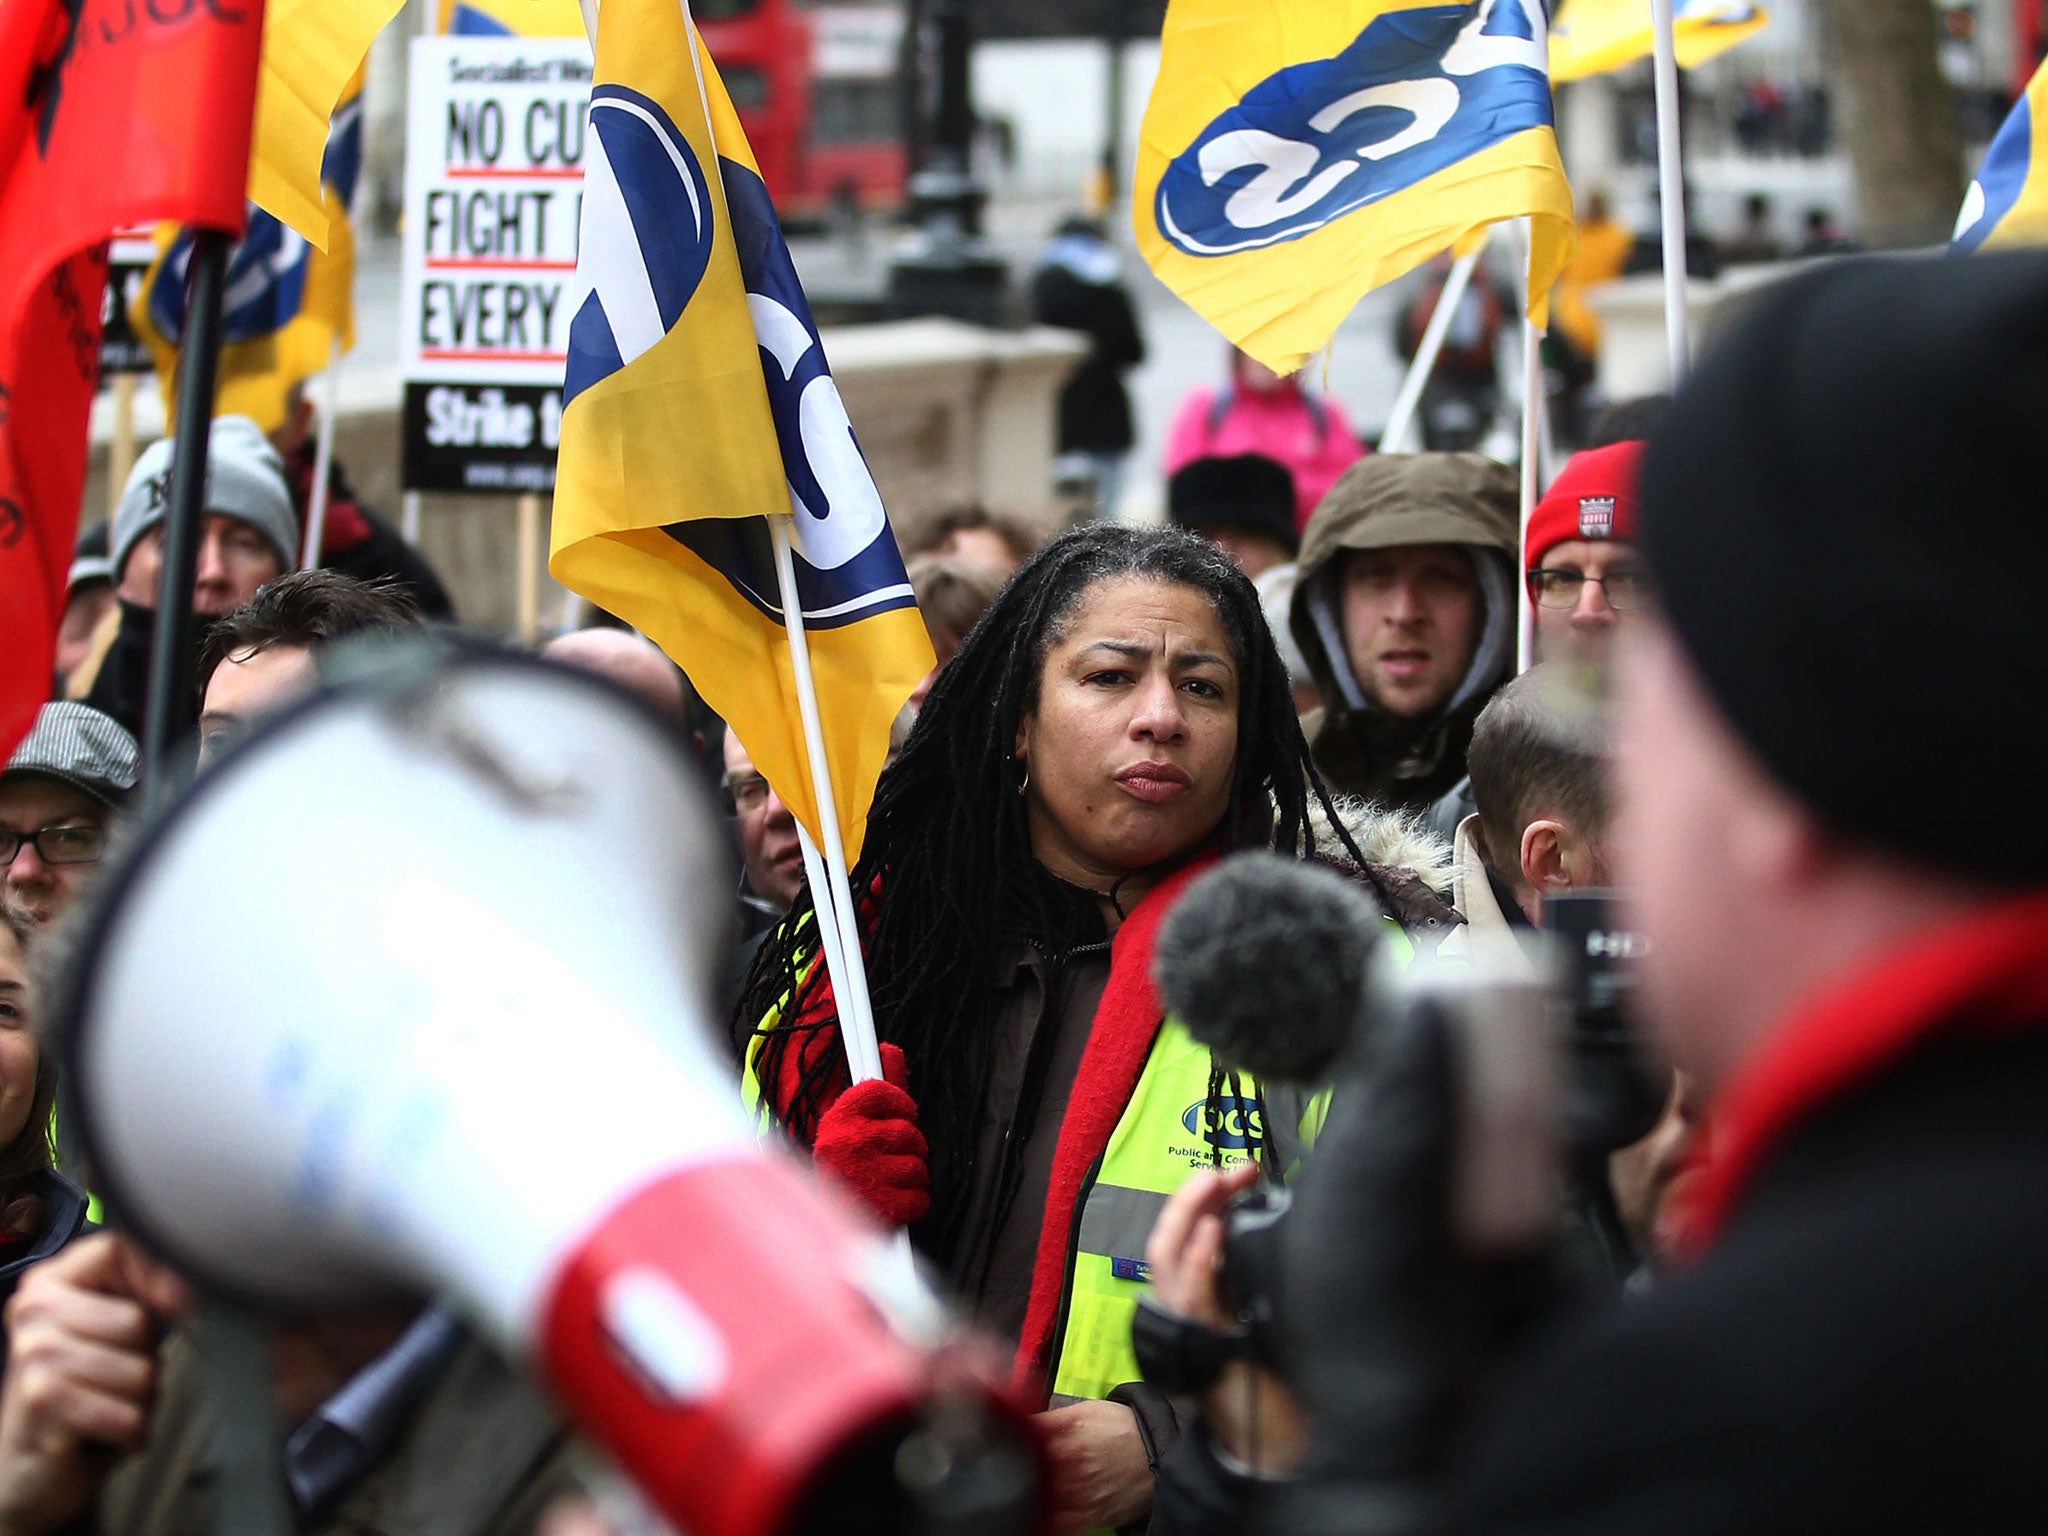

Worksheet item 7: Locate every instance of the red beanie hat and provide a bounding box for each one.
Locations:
[1524,440,1644,570]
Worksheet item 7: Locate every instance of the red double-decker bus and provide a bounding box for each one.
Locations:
[696,0,909,223]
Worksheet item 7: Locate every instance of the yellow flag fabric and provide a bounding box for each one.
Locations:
[1135,0,1576,376]
[132,73,365,433]
[440,0,589,36]
[552,0,931,861]
[247,0,404,250]
[1550,0,1767,82]
[1954,57,2048,253]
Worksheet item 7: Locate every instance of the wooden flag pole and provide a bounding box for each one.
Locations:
[515,492,542,645]
[1379,227,1491,453]
[300,338,343,568]
[1649,0,1692,381]
[108,373,138,520]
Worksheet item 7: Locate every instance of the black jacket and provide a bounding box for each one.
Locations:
[0,1171,92,1374]
[1453,1026,2048,1533]
[80,600,212,744]
[1030,253,1145,455]
[1153,997,2048,1536]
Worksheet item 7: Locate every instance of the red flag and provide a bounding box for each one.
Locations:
[0,0,265,758]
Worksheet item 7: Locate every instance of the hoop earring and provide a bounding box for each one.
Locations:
[1017,761,1030,798]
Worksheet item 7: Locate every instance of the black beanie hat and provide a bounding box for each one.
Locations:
[1169,454,1300,555]
[1640,249,2048,880]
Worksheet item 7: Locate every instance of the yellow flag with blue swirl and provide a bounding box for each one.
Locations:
[1550,0,1766,83]
[1954,59,2048,253]
[134,71,366,433]
[440,0,588,36]
[1136,0,1576,376]
[249,0,405,250]
[551,0,931,861]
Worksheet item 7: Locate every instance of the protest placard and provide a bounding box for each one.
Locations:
[400,35,589,492]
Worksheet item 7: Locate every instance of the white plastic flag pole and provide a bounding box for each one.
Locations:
[300,339,343,569]
[767,517,918,1277]
[1379,227,1491,453]
[1649,0,1692,382]
[1518,319,1540,673]
[1518,227,1542,675]
[765,514,886,1088]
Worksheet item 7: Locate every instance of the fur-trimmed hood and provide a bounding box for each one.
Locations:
[1294,792,1462,948]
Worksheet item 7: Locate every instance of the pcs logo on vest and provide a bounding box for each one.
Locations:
[1179,1095,1266,1158]
[1155,0,1554,258]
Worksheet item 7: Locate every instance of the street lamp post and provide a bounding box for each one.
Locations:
[886,0,1009,324]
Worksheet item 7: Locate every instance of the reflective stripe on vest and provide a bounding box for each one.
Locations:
[1048,1018,1295,1405]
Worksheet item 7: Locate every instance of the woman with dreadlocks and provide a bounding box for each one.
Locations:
[741,524,1454,1533]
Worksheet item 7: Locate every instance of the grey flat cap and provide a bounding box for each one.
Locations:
[4,703,140,806]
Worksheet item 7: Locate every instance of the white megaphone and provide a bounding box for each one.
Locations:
[55,647,1042,1536]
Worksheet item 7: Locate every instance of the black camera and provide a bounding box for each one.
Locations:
[1544,890,1667,1158]
[1129,1177,1293,1397]
[1221,1180,1292,1366]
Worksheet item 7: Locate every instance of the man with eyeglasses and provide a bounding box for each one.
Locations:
[1521,439,1649,672]
[1,704,138,929]
[723,728,803,920]
[1427,441,1646,842]
[719,729,803,1019]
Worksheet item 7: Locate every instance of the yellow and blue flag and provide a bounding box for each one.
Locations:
[1135,0,1577,377]
[249,0,404,250]
[134,72,365,434]
[1954,59,2048,253]
[441,0,588,37]
[552,0,931,860]
[1550,0,1767,83]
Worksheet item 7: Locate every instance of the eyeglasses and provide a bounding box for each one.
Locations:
[721,772,773,815]
[1526,567,1652,613]
[0,823,107,868]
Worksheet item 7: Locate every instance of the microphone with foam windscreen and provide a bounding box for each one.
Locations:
[1152,851,1386,1088]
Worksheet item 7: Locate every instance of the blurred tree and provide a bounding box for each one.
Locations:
[1820,0,1965,247]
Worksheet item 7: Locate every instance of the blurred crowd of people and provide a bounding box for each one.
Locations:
[2,234,2046,1536]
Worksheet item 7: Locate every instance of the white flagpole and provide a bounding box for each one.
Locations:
[1518,224,1541,674]
[766,514,887,1087]
[768,520,919,1276]
[1649,0,1691,381]
[1379,227,1491,453]
[403,0,443,554]
[300,338,343,568]
[579,6,899,1222]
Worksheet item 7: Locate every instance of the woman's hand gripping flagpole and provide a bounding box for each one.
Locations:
[766,515,919,1272]
[563,1,878,1078]
[766,512,885,1085]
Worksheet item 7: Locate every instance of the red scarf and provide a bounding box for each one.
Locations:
[1677,890,2048,1261]
[1011,855,1216,1393]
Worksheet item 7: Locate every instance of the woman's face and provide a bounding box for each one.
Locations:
[1015,576,1240,892]
[0,930,40,1151]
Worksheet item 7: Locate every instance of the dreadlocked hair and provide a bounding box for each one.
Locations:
[739,523,1366,1258]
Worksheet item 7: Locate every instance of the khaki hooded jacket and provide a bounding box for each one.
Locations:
[1289,452,1520,814]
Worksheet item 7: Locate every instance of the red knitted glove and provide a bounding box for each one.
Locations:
[810,1045,930,1228]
